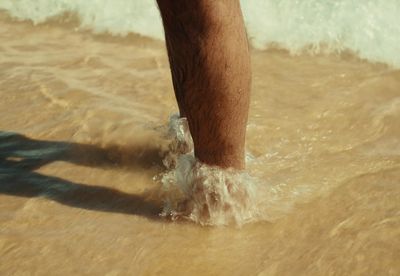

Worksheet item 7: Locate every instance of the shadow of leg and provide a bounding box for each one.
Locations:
[0,131,167,220]
[0,166,162,219]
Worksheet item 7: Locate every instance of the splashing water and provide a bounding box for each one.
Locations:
[159,115,260,226]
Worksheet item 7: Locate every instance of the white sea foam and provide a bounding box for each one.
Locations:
[241,0,400,67]
[1,0,400,67]
[0,0,164,39]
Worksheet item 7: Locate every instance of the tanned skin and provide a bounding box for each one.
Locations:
[157,0,251,170]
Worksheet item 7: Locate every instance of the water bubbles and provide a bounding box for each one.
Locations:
[158,115,260,226]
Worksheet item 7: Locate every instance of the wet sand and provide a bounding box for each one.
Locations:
[1,15,400,275]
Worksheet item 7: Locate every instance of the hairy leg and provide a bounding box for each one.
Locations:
[157,0,251,169]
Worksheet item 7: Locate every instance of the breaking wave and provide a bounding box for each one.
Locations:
[1,0,400,67]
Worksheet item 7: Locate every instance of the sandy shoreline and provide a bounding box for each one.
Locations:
[1,15,400,275]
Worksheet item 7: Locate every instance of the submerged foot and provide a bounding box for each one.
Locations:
[160,114,258,226]
[161,154,258,226]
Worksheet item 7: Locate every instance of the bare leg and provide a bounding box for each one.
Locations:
[157,0,251,169]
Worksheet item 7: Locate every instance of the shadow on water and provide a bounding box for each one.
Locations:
[0,131,167,220]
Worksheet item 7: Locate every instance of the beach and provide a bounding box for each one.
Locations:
[1,5,400,275]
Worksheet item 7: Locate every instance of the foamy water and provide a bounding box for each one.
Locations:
[1,0,400,67]
[159,115,259,226]
[159,115,306,226]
